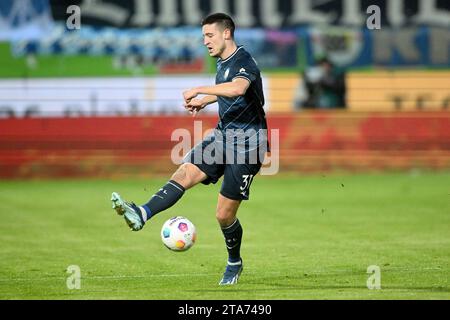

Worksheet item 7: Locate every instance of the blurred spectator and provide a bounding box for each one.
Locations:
[295,57,346,110]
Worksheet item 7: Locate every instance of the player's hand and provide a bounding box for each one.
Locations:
[183,89,198,103]
[184,98,204,117]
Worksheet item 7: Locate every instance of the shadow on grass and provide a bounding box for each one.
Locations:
[185,284,450,294]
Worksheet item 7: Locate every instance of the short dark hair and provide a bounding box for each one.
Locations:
[201,13,235,38]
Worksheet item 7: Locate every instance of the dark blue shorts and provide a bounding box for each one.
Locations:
[183,132,265,201]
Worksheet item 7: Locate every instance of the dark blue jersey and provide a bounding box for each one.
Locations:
[215,46,267,133]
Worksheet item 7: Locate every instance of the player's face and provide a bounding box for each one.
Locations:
[202,23,227,58]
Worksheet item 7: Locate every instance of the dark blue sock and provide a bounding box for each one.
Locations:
[221,219,243,264]
[142,180,185,221]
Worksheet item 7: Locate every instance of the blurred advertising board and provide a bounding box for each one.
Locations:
[0,77,212,118]
[3,1,448,71]
[1,112,449,178]
[266,70,450,112]
[48,0,450,29]
[0,0,54,41]
[1,72,446,117]
[0,76,271,118]
[302,25,449,68]
[8,24,449,71]
[347,71,450,111]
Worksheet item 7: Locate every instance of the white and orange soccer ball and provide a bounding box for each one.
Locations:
[160,216,197,251]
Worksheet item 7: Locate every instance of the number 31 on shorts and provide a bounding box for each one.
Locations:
[240,175,254,196]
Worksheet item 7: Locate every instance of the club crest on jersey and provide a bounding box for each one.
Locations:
[224,68,230,80]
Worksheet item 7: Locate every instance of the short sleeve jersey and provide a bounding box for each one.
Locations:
[215,46,267,133]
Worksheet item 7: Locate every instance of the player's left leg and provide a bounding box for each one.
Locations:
[217,162,261,285]
[216,194,244,285]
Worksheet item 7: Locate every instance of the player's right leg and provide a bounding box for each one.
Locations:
[111,163,207,231]
[216,194,244,285]
[217,162,262,285]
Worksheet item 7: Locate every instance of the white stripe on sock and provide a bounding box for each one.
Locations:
[139,206,147,223]
[168,181,184,192]
[222,219,238,231]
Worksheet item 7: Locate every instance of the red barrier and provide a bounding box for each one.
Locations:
[1,112,449,178]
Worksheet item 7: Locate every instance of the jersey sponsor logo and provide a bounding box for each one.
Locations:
[224,68,230,80]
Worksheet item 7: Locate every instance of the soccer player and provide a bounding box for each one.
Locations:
[111,13,268,285]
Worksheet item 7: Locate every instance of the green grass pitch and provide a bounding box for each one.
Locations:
[0,172,449,300]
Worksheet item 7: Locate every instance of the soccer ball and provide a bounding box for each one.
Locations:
[160,216,196,252]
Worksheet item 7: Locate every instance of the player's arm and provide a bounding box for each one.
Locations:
[183,78,250,102]
[199,94,218,106]
[184,94,218,116]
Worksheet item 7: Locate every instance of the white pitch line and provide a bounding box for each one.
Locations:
[0,267,445,283]
[0,273,217,282]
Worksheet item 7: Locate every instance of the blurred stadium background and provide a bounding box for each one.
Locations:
[0,0,448,178]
